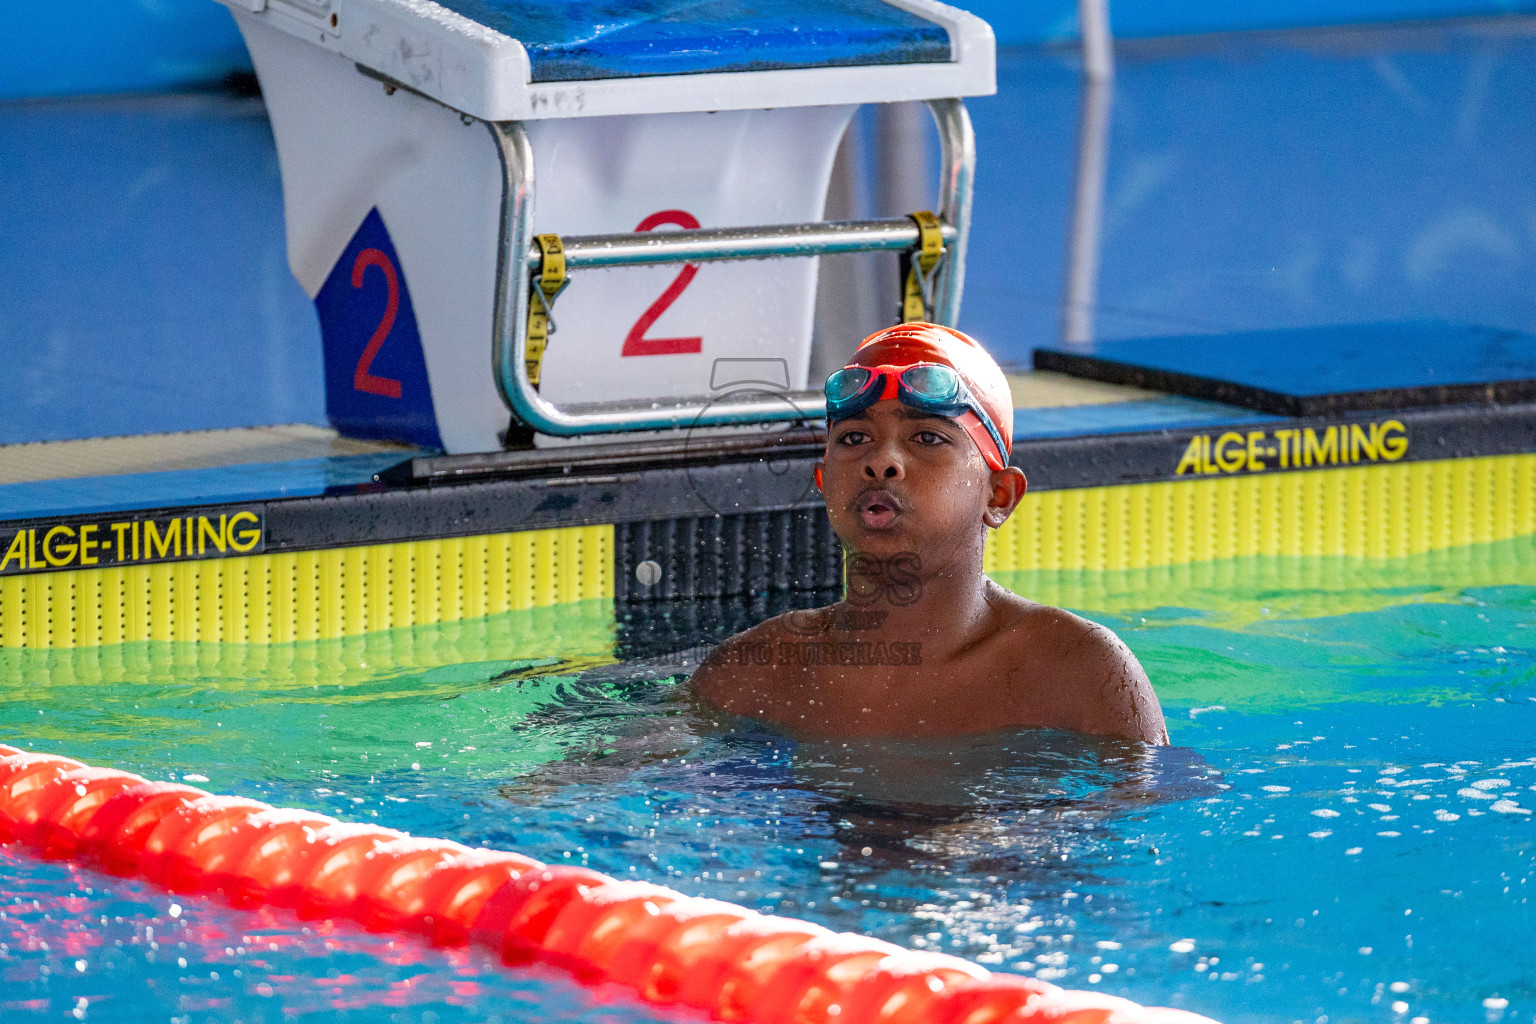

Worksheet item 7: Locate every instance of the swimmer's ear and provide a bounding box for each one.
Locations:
[814,463,824,491]
[983,466,1027,528]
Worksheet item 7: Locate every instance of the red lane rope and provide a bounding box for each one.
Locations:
[0,746,1219,1024]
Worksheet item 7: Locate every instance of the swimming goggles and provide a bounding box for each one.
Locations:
[824,362,1010,472]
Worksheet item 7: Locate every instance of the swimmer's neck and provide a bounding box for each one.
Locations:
[837,556,1002,650]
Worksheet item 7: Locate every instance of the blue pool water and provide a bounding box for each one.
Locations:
[1,540,1533,1023]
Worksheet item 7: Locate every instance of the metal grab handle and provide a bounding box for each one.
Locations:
[488,98,976,439]
[528,218,958,272]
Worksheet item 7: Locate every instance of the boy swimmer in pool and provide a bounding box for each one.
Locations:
[692,322,1169,745]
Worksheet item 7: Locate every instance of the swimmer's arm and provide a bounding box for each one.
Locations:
[689,616,819,734]
[1072,625,1169,745]
[686,642,737,710]
[687,626,778,717]
[1000,613,1168,745]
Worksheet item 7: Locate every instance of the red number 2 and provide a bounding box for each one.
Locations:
[622,210,702,357]
[351,247,404,398]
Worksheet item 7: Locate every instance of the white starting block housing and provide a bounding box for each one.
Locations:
[220,0,995,453]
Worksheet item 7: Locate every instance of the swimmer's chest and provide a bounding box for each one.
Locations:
[761,649,1055,738]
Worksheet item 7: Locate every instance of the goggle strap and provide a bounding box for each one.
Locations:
[957,411,1009,472]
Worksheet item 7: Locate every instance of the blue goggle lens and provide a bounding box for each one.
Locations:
[899,364,961,403]
[825,367,874,410]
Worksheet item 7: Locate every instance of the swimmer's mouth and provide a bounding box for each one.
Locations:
[854,490,903,530]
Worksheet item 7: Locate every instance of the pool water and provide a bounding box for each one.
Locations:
[1,539,1533,1024]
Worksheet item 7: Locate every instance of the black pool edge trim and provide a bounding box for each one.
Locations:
[376,425,828,487]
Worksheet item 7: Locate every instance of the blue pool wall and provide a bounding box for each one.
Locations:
[2,2,253,101]
[964,25,1536,357]
[6,3,1536,443]
[0,95,323,444]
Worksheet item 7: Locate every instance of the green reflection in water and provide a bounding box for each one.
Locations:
[995,535,1536,715]
[0,598,619,792]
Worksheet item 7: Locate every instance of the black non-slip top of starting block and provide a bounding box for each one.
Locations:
[1033,321,1536,417]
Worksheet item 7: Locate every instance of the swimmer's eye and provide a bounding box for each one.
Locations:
[913,430,950,446]
[835,429,870,446]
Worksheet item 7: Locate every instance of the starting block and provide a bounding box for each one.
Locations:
[219,0,995,452]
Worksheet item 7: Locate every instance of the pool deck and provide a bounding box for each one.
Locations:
[0,372,1531,540]
[0,365,1257,518]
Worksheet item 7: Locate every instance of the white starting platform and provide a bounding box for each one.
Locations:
[219,0,995,453]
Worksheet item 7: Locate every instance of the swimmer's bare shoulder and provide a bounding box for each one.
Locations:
[689,613,802,718]
[987,585,1169,745]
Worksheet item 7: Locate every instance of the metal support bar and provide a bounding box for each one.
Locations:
[488,96,977,439]
[1063,0,1114,345]
[926,97,975,328]
[1079,0,1115,83]
[528,218,958,272]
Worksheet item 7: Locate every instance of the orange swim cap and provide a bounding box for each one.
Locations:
[843,322,1013,460]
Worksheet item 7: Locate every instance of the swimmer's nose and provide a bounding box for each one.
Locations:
[862,444,905,482]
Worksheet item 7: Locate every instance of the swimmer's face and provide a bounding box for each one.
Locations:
[818,401,1026,567]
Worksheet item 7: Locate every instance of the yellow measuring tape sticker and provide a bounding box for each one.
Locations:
[526,233,567,388]
[901,210,945,323]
